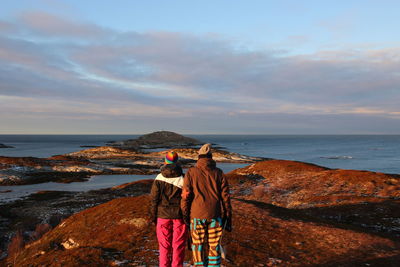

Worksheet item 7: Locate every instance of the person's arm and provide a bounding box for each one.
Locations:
[181,170,193,225]
[149,180,160,224]
[220,171,232,231]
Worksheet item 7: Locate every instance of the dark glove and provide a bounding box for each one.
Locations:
[187,235,192,251]
[183,215,190,226]
[222,216,232,232]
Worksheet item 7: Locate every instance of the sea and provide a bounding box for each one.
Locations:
[1,135,399,202]
[0,134,399,174]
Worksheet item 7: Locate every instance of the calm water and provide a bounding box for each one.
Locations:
[0,174,154,202]
[1,135,399,174]
[195,135,400,174]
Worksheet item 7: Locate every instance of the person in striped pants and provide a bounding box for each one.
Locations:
[181,144,232,267]
[190,218,223,266]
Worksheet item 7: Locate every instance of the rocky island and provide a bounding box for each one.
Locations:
[1,132,400,266]
[0,143,13,149]
[107,131,203,149]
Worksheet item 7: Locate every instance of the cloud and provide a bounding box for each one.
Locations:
[0,20,14,33]
[0,11,399,133]
[17,11,111,39]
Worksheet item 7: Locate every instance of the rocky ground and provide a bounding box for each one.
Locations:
[229,160,400,237]
[2,159,400,266]
[0,179,154,260]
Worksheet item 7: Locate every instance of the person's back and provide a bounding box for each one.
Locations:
[152,163,184,219]
[183,156,229,220]
[150,151,188,267]
[181,144,231,267]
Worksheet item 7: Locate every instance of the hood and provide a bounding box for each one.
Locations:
[196,157,216,169]
[161,163,183,178]
[155,173,184,188]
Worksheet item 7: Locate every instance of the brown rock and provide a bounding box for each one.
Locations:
[230,160,400,207]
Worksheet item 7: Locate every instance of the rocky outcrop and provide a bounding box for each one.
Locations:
[108,131,202,149]
[230,160,400,208]
[0,154,157,185]
[67,146,265,163]
[227,160,400,238]
[65,146,138,159]
[138,147,265,164]
[0,143,13,148]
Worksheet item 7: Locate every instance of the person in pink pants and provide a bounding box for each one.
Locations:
[156,218,187,267]
[150,151,188,267]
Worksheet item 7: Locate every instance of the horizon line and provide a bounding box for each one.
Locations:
[1,133,400,136]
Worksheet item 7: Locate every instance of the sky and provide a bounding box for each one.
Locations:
[0,0,400,134]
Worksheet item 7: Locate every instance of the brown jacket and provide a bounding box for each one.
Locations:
[181,157,231,220]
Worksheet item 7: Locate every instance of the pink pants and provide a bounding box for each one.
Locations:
[156,218,188,267]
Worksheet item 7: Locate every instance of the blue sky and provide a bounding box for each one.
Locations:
[0,1,399,134]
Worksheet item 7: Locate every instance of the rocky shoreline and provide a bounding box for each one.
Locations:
[0,146,264,186]
[0,132,266,186]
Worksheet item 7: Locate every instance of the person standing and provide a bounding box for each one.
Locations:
[181,144,232,267]
[150,151,188,267]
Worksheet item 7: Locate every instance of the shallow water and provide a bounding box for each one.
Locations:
[0,163,248,203]
[0,174,153,203]
[192,135,400,174]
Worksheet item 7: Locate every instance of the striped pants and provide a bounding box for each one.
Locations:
[190,218,223,267]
